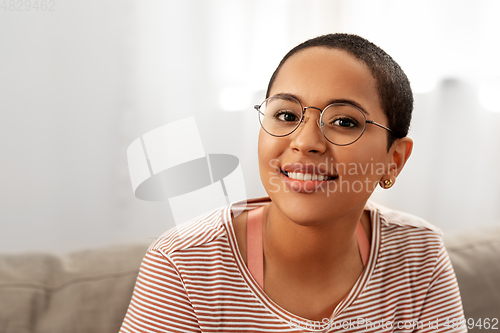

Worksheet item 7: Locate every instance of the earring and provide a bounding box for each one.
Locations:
[383,179,393,189]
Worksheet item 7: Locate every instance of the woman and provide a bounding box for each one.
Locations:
[120,34,466,332]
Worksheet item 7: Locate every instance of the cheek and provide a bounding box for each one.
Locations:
[258,131,286,183]
[258,131,274,179]
[258,130,280,163]
[257,131,268,170]
[335,144,390,182]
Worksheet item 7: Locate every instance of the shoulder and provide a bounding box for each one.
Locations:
[365,200,444,251]
[149,206,229,256]
[360,203,465,328]
[365,201,450,285]
[366,200,442,235]
[149,197,271,256]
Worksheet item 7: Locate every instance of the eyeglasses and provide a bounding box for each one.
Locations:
[255,95,394,146]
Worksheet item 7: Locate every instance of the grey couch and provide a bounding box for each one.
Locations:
[1,229,499,333]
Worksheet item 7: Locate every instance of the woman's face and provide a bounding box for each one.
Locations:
[258,47,396,225]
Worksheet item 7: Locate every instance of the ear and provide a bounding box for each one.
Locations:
[387,137,413,179]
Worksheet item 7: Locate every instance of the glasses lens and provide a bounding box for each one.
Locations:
[258,96,302,136]
[321,104,367,145]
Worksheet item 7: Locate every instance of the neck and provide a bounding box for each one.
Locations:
[263,201,366,269]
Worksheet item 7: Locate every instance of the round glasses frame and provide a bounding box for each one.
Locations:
[254,96,395,146]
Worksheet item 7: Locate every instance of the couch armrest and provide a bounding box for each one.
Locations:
[0,242,150,333]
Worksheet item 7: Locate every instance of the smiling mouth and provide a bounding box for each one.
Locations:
[282,170,337,181]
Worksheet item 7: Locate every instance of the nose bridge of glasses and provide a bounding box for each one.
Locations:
[303,106,323,112]
[301,106,324,129]
[294,106,324,138]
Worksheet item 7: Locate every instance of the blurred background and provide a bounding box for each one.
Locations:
[1,0,499,253]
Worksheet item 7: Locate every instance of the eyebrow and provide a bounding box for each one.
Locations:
[271,93,369,115]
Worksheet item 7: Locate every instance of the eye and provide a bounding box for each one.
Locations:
[332,117,358,128]
[275,110,300,122]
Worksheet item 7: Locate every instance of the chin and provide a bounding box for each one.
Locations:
[266,190,333,225]
[266,182,371,226]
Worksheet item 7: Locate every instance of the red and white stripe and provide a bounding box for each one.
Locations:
[120,199,466,333]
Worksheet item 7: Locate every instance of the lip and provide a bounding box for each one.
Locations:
[280,163,338,193]
[281,163,336,177]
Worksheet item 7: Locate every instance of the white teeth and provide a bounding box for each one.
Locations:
[286,172,329,181]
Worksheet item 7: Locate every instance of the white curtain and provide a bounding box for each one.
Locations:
[1,0,499,253]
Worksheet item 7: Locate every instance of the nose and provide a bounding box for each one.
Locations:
[289,108,327,155]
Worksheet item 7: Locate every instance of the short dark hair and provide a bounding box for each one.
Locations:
[266,33,413,149]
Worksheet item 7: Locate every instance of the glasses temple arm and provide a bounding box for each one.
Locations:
[366,120,395,135]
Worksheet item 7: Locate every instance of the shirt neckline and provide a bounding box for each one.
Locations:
[222,199,381,328]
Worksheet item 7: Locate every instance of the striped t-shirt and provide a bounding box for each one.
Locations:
[120,198,466,332]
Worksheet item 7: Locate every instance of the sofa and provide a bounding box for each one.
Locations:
[1,228,499,333]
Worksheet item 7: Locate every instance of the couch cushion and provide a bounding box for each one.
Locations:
[2,229,499,333]
[445,227,500,329]
[0,242,150,333]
